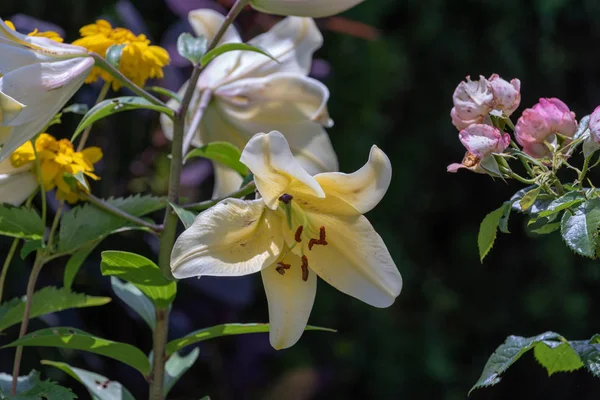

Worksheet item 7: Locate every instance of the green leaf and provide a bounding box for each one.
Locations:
[185,142,248,176]
[166,323,335,356]
[62,103,89,115]
[72,97,174,141]
[20,240,44,259]
[470,331,563,394]
[42,360,135,400]
[164,349,200,396]
[106,44,126,69]
[533,341,583,375]
[538,192,585,217]
[169,202,197,229]
[0,205,44,240]
[145,86,181,103]
[0,371,38,395]
[0,287,111,332]
[519,186,542,211]
[560,199,600,258]
[12,380,76,400]
[529,221,561,235]
[101,251,176,308]
[110,277,156,330]
[498,201,513,234]
[201,43,278,67]
[57,194,166,254]
[177,33,208,64]
[64,242,98,290]
[62,171,90,192]
[570,338,600,377]
[3,328,151,376]
[478,205,505,262]
[510,186,553,214]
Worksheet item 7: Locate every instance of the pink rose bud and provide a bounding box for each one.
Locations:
[450,75,494,130]
[515,98,578,158]
[489,74,521,116]
[447,124,510,173]
[589,105,600,144]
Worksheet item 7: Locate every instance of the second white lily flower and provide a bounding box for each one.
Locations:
[161,9,338,198]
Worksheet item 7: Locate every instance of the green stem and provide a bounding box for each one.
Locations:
[149,307,169,395]
[90,53,167,108]
[10,255,45,395]
[150,2,250,399]
[77,81,111,151]
[46,202,64,251]
[183,181,256,211]
[579,156,591,189]
[0,238,20,304]
[501,168,536,185]
[79,192,163,233]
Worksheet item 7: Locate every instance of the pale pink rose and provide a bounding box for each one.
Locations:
[450,75,494,130]
[489,74,521,116]
[447,124,510,173]
[515,98,577,158]
[588,105,600,144]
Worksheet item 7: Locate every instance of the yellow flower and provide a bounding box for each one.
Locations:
[11,133,103,204]
[4,20,63,42]
[171,131,402,349]
[72,20,170,90]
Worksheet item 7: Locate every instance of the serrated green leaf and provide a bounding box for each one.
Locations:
[560,199,600,258]
[201,43,278,67]
[519,186,542,211]
[20,240,44,259]
[0,287,111,332]
[0,205,44,240]
[529,221,561,235]
[42,360,135,400]
[72,97,174,141]
[3,327,151,376]
[164,349,199,396]
[177,33,208,64]
[57,195,166,254]
[498,201,513,234]
[11,379,77,400]
[0,371,39,395]
[106,44,126,69]
[166,323,335,356]
[538,192,585,217]
[569,340,600,377]
[470,331,563,394]
[510,186,553,214]
[111,277,156,330]
[101,251,176,308]
[185,142,248,176]
[478,205,505,262]
[64,242,98,290]
[169,202,197,229]
[533,341,583,375]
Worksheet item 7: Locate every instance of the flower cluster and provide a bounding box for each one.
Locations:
[72,20,170,90]
[10,133,102,203]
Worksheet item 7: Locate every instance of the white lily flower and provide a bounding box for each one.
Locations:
[0,158,37,206]
[171,131,402,349]
[161,10,338,198]
[250,0,365,17]
[0,18,94,160]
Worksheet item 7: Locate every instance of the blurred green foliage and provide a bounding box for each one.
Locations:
[3,0,600,399]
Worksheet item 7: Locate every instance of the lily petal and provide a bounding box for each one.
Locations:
[306,213,402,308]
[0,170,37,206]
[240,131,325,210]
[0,126,11,144]
[212,161,244,199]
[216,73,334,128]
[0,91,25,125]
[251,0,365,18]
[223,17,322,83]
[314,145,391,215]
[188,9,242,45]
[261,251,317,349]
[171,198,283,278]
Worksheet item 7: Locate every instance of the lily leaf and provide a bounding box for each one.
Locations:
[201,43,278,67]
[185,142,248,176]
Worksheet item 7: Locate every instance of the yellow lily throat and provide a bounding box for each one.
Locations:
[276,193,329,282]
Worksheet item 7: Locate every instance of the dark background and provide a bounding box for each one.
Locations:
[2,0,600,399]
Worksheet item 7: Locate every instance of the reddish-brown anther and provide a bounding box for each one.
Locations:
[275,262,291,276]
[308,226,328,250]
[295,226,304,242]
[301,256,309,282]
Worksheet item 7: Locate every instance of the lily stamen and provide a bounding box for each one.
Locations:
[301,256,309,282]
[276,262,291,276]
[295,226,303,243]
[308,226,328,250]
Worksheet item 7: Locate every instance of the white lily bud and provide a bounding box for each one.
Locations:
[0,18,93,161]
[250,0,365,17]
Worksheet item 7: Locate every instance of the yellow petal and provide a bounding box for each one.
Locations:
[305,213,402,308]
[261,251,316,350]
[240,131,324,210]
[314,145,392,215]
[171,198,283,279]
[81,146,103,164]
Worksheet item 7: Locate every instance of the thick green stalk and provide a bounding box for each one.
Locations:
[149,2,250,399]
